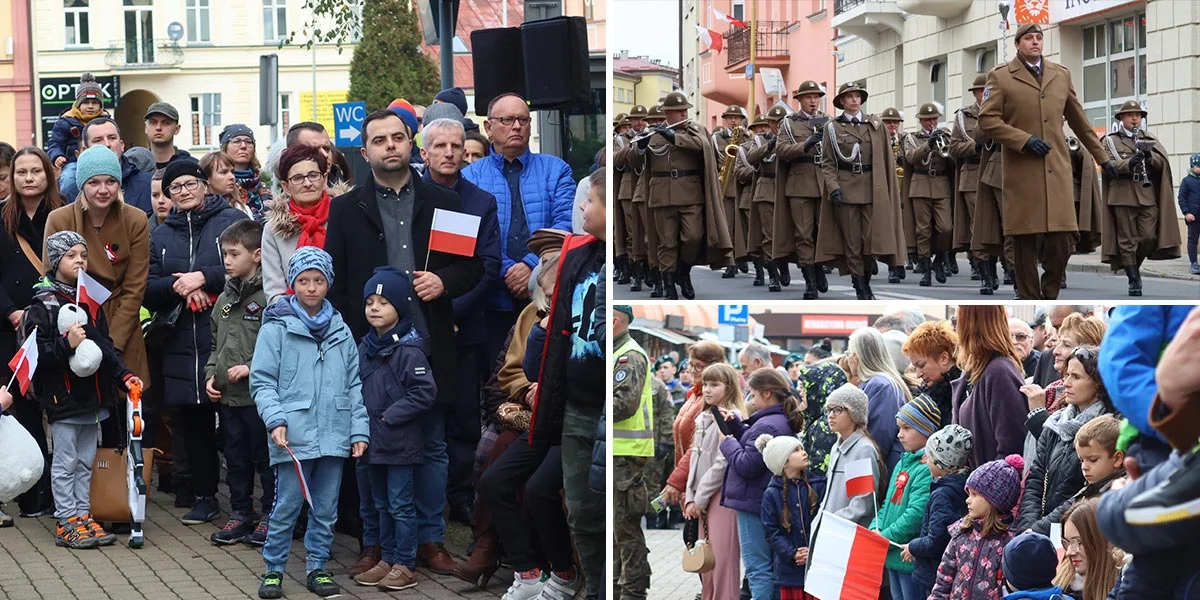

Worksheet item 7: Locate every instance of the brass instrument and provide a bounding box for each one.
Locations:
[1067,136,1080,152]
[810,116,830,163]
[631,120,686,146]
[931,128,952,159]
[1133,131,1154,188]
[892,134,904,179]
[718,125,746,192]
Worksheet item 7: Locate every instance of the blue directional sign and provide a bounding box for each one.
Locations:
[718,304,750,325]
[333,101,367,146]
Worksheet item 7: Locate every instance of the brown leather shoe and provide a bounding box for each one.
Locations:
[352,560,391,586]
[349,545,381,576]
[378,565,418,591]
[417,542,462,575]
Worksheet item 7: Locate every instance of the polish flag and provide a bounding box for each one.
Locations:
[7,329,39,395]
[844,458,875,497]
[807,512,889,600]
[428,208,481,257]
[713,7,748,28]
[695,26,724,53]
[76,269,112,322]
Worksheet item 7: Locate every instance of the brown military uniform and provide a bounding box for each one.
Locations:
[949,104,983,259]
[732,138,758,262]
[1069,138,1103,254]
[1100,128,1182,272]
[773,111,826,267]
[713,127,741,252]
[615,131,636,258]
[745,132,778,260]
[904,129,954,259]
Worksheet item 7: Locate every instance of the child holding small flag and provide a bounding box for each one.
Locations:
[758,434,823,600]
[22,231,143,550]
[814,383,885,531]
[251,247,369,599]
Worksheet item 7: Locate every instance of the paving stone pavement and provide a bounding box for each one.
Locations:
[645,527,701,600]
[0,482,511,600]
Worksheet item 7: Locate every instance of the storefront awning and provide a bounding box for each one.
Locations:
[631,322,698,346]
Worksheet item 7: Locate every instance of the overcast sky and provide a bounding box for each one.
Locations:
[611,0,681,67]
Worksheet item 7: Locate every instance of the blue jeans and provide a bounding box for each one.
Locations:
[357,460,379,546]
[414,408,448,545]
[888,569,921,600]
[736,510,774,600]
[58,162,77,200]
[263,456,344,574]
[367,464,417,568]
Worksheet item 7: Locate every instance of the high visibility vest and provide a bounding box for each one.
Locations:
[611,335,654,457]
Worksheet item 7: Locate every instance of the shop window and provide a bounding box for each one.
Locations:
[1081,12,1146,128]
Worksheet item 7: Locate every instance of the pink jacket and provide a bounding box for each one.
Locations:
[929,518,1015,600]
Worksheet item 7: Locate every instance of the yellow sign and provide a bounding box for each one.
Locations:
[298,91,349,137]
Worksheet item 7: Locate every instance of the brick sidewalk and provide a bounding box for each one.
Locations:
[0,486,508,600]
[645,527,702,600]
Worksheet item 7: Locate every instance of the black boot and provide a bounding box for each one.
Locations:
[738,259,750,274]
[906,252,917,271]
[888,265,902,284]
[934,252,948,284]
[1002,264,1014,286]
[851,275,867,300]
[1125,266,1141,296]
[861,272,876,300]
[663,272,678,300]
[777,260,791,286]
[980,259,995,295]
[650,268,664,298]
[948,251,959,275]
[969,258,981,281]
[752,260,766,286]
[677,264,696,300]
[722,265,737,278]
[816,265,829,293]
[919,258,933,287]
[801,267,818,300]
[629,261,644,292]
[616,256,630,284]
[766,261,782,292]
[1134,263,1144,290]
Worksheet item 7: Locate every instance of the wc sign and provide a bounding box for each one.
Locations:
[37,75,121,145]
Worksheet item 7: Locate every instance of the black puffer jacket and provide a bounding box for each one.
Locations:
[144,196,248,406]
[1016,405,1111,532]
[918,365,962,429]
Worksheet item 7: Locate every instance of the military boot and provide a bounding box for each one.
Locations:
[919,258,933,287]
[752,260,766,286]
[662,272,678,300]
[766,261,782,292]
[776,260,791,286]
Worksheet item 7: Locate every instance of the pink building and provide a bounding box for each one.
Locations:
[698,1,837,130]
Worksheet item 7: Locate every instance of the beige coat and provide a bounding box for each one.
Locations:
[977,57,1107,235]
[1099,132,1182,267]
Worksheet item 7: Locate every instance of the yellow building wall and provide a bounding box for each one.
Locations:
[613,77,636,115]
[634,74,673,108]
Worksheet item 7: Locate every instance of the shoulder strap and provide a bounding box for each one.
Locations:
[16,234,43,273]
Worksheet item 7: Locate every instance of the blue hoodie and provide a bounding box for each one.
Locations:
[1004,587,1070,600]
[908,471,970,597]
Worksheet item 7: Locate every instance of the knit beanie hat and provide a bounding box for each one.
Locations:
[423,102,465,127]
[362,266,411,314]
[288,246,335,288]
[74,145,122,192]
[1191,153,1200,169]
[966,454,1025,513]
[925,424,973,473]
[756,434,804,477]
[897,394,941,438]
[160,158,208,199]
[434,87,469,115]
[1003,532,1059,591]
[45,230,87,275]
[219,123,255,147]
[75,73,103,105]
[387,98,419,136]
[826,383,869,427]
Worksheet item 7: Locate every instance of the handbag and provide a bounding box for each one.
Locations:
[681,514,716,574]
[89,447,155,523]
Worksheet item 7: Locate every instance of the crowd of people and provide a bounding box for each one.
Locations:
[613,304,1200,600]
[0,70,609,600]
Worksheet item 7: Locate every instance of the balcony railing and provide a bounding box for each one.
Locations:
[104,39,185,69]
[835,0,868,15]
[725,21,790,68]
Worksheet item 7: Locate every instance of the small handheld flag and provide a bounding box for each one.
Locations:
[7,328,40,395]
[76,269,112,322]
[428,208,481,258]
[285,446,315,511]
[844,458,875,497]
[807,512,889,600]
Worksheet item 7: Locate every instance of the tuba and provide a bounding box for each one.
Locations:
[892,134,904,179]
[718,126,746,192]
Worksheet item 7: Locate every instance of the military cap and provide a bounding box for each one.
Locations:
[661,91,692,110]
[766,105,789,122]
[647,105,666,121]
[612,112,628,127]
[880,107,904,122]
[628,104,649,119]
[833,81,869,110]
[750,111,768,129]
[1015,23,1043,43]
[614,305,634,321]
[722,105,748,119]
[916,102,943,119]
[969,73,988,91]
[792,80,826,99]
[1114,99,1147,118]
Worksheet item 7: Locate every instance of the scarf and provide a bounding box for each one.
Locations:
[360,319,415,360]
[288,192,331,248]
[49,277,78,301]
[234,169,268,213]
[1044,397,1107,443]
[287,295,334,339]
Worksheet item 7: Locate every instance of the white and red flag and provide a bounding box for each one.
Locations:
[695,26,724,53]
[713,7,748,28]
[7,328,39,395]
[428,208,481,257]
[76,269,112,322]
[807,512,889,600]
[844,458,875,497]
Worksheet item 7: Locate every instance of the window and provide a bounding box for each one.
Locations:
[186,0,210,43]
[190,93,222,147]
[64,0,89,46]
[1081,12,1146,129]
[977,49,995,73]
[263,0,287,42]
[280,93,291,132]
[732,0,745,22]
[929,60,947,113]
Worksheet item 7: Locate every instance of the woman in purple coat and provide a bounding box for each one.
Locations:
[951,306,1028,469]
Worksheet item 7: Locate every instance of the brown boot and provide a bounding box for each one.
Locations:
[349,545,381,576]
[417,542,462,575]
[452,532,501,589]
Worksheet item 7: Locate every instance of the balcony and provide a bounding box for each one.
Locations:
[832,0,904,48]
[104,39,185,69]
[724,21,790,70]
[896,0,970,18]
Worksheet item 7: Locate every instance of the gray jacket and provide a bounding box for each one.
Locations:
[686,410,729,511]
[813,429,886,536]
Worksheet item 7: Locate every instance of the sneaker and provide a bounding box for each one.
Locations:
[181,496,220,525]
[1125,447,1200,525]
[377,564,418,591]
[353,560,392,586]
[306,570,339,597]
[82,515,118,546]
[55,517,100,549]
[246,520,268,546]
[0,506,13,528]
[537,571,582,600]
[1191,262,1200,275]
[503,570,546,600]
[258,571,284,599]
[19,506,53,518]
[211,517,256,545]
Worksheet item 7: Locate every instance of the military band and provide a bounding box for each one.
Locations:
[903,102,956,288]
[714,105,751,278]
[773,80,830,299]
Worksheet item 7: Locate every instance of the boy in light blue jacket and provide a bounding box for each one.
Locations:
[251,247,369,599]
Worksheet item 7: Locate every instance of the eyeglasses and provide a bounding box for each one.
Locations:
[168,179,205,194]
[825,406,846,416]
[1011,333,1030,342]
[287,170,324,186]
[490,116,532,127]
[1064,537,1084,551]
[227,137,254,147]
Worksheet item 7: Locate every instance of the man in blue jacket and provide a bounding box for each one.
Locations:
[420,102,501,525]
[60,117,153,214]
[462,93,575,366]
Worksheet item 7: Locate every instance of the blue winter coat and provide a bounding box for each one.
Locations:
[461,148,576,312]
[358,329,437,466]
[61,158,153,215]
[719,403,794,513]
[761,474,825,588]
[862,375,905,474]
[1004,587,1071,600]
[1178,174,1200,217]
[47,113,91,164]
[908,471,970,598]
[144,196,249,406]
[1099,306,1190,443]
[250,301,369,467]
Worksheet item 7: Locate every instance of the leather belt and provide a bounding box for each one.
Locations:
[910,167,945,177]
[651,169,701,179]
[836,163,872,173]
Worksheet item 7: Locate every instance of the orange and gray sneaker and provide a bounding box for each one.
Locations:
[82,514,118,546]
[56,516,101,549]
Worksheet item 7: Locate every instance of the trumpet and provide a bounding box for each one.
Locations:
[1133,132,1155,188]
[892,134,904,179]
[1067,136,1080,152]
[718,126,746,192]
[931,128,952,159]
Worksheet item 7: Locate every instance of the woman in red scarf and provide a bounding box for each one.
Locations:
[261,144,351,304]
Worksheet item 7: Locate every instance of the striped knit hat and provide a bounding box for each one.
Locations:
[897,394,941,438]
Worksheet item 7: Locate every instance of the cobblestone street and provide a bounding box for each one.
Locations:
[645,527,701,600]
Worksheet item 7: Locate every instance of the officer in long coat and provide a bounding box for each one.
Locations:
[977,22,1116,300]
[1066,122,1103,258]
[634,105,666,297]
[904,102,956,287]
[880,107,913,284]
[734,112,769,286]
[745,106,787,291]
[773,80,830,298]
[949,74,987,284]
[617,106,648,290]
[714,105,750,278]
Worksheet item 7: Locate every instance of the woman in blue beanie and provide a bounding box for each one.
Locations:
[1178,152,1200,274]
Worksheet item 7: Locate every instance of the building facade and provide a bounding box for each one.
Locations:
[1,0,35,147]
[613,51,680,115]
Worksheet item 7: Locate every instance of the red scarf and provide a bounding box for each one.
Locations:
[288,192,331,249]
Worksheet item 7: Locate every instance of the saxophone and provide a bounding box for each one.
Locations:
[718,126,746,192]
[892,134,904,179]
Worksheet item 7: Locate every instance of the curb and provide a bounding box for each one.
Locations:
[1065,261,1199,282]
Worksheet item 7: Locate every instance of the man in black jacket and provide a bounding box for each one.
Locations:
[326,108,484,575]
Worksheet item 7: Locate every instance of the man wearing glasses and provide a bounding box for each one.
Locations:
[1008,317,1040,378]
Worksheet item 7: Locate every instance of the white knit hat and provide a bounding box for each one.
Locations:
[756,434,804,477]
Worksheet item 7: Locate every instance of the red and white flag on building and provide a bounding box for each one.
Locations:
[695,26,724,53]
[844,458,875,497]
[713,7,748,28]
[807,512,889,600]
[428,208,481,257]
[7,328,39,395]
[76,269,112,322]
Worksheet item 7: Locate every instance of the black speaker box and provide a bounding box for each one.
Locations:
[471,27,525,116]
[520,16,590,110]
